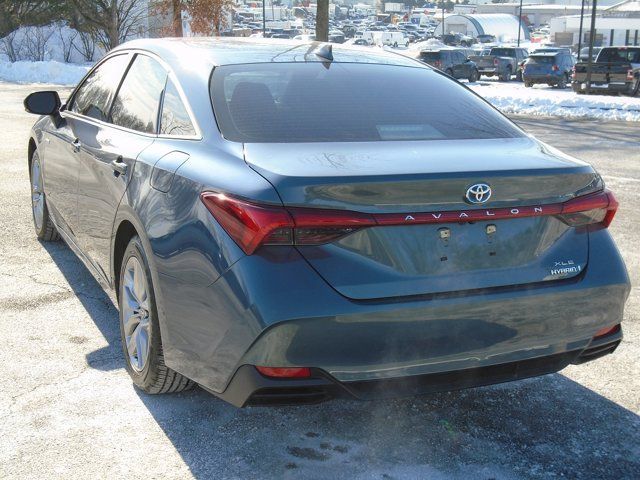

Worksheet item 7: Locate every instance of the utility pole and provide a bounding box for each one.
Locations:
[577,0,586,57]
[262,0,266,36]
[585,0,598,94]
[516,0,523,47]
[441,0,445,38]
[316,0,329,42]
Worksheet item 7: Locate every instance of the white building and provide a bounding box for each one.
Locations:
[436,13,529,42]
[549,0,640,47]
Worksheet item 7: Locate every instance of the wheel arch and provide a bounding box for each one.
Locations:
[27,136,37,171]
[112,219,139,300]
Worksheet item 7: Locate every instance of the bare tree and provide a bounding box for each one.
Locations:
[72,30,97,62]
[155,0,234,36]
[23,25,54,61]
[71,0,148,50]
[57,23,78,63]
[0,30,23,62]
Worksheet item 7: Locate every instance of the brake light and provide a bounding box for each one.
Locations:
[552,64,559,71]
[493,58,499,66]
[434,60,442,69]
[572,66,576,79]
[200,192,375,254]
[201,189,618,255]
[627,69,634,81]
[557,189,618,228]
[255,366,311,378]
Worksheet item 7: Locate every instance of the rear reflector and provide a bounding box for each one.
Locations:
[255,366,312,378]
[201,189,618,255]
[593,324,621,339]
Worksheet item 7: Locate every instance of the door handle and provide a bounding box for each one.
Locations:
[71,138,81,153]
[110,157,128,177]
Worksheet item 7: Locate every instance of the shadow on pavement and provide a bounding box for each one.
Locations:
[41,236,640,479]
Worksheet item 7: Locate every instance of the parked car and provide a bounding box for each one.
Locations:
[573,46,640,96]
[476,34,496,44]
[442,33,475,47]
[523,51,576,88]
[23,38,629,407]
[419,48,479,82]
[470,47,528,81]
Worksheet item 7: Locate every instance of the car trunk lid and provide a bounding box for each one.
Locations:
[243,137,601,300]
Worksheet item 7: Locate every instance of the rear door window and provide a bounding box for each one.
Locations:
[110,54,167,134]
[71,54,130,122]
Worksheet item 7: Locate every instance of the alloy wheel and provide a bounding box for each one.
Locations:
[121,256,151,372]
[31,157,44,231]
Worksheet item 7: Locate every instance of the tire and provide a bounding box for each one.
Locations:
[500,66,512,82]
[119,235,194,394]
[29,150,59,242]
[524,81,533,88]
[516,69,523,82]
[556,75,567,89]
[468,69,479,83]
[393,42,398,48]
[445,68,454,77]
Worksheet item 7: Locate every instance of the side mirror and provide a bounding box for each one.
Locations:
[24,91,61,116]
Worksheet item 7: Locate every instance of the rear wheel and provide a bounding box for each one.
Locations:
[556,75,567,89]
[30,150,59,242]
[468,69,479,83]
[445,68,454,77]
[524,81,533,88]
[393,42,398,48]
[119,235,194,394]
[500,66,512,82]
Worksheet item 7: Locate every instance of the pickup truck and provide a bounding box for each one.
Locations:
[572,46,640,96]
[469,47,528,81]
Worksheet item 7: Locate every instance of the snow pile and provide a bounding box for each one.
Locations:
[0,59,90,85]
[469,81,640,122]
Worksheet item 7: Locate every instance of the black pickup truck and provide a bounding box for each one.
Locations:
[572,46,640,96]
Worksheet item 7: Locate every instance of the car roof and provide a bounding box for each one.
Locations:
[529,52,560,57]
[112,37,421,71]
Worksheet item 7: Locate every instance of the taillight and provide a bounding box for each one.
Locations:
[627,69,634,81]
[571,66,576,79]
[201,189,618,255]
[255,366,311,378]
[434,60,441,69]
[493,58,499,66]
[200,192,375,254]
[552,64,559,71]
[557,189,618,228]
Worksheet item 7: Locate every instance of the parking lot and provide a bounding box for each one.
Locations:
[0,82,638,479]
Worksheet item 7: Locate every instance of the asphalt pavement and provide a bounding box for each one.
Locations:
[0,82,638,479]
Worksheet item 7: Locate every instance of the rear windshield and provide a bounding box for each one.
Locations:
[528,56,556,64]
[597,48,640,63]
[419,52,441,61]
[210,62,523,143]
[490,48,515,57]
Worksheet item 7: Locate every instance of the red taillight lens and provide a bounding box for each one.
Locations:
[571,66,576,79]
[552,64,559,71]
[434,60,441,68]
[200,193,375,254]
[202,189,618,255]
[627,69,634,81]
[558,189,618,228]
[593,324,620,339]
[200,192,293,254]
[493,59,499,66]
[255,366,311,378]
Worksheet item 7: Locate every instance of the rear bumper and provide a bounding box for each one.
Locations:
[571,80,634,94]
[158,229,630,401]
[215,328,622,407]
[524,73,563,83]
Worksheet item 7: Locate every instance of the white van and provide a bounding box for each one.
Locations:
[382,31,408,48]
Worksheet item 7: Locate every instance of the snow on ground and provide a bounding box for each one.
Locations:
[0,59,89,85]
[468,79,640,122]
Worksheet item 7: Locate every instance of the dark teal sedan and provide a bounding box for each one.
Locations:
[23,39,629,407]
